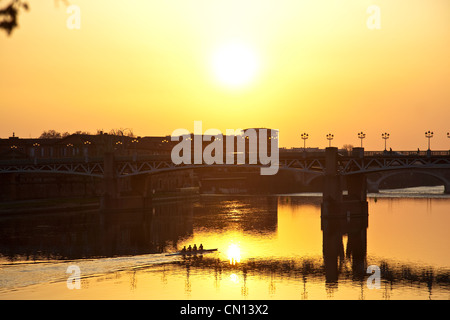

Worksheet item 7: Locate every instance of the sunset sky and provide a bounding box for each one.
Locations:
[1,0,449,149]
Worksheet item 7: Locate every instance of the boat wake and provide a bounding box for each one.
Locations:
[0,253,178,292]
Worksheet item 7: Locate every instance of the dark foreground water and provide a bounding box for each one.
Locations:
[0,186,449,299]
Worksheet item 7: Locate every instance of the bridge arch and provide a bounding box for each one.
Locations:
[366,169,450,194]
[115,162,323,178]
[0,169,103,178]
[305,174,324,187]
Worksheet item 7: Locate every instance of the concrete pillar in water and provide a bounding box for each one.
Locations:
[102,151,118,209]
[321,205,368,283]
[323,147,342,203]
[347,174,367,201]
[346,148,367,201]
[322,221,344,284]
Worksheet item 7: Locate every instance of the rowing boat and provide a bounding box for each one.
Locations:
[166,248,218,256]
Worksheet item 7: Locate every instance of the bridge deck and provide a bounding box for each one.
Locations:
[0,151,449,177]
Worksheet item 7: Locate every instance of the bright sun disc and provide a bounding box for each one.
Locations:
[211,42,260,88]
[227,244,241,264]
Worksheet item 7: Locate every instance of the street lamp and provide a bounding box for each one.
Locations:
[357,131,366,148]
[10,145,18,160]
[131,138,139,161]
[83,140,92,162]
[66,143,74,157]
[31,143,40,162]
[326,133,334,147]
[425,131,433,150]
[381,132,389,151]
[448,133,450,154]
[301,133,309,150]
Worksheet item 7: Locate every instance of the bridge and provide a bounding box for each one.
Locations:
[1,147,449,211]
[1,149,449,176]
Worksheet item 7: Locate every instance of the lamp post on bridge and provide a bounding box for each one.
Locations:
[425,131,433,150]
[425,131,433,157]
[83,140,91,162]
[381,132,389,151]
[131,138,139,161]
[447,132,450,155]
[115,140,123,151]
[32,142,40,164]
[66,143,74,157]
[326,133,334,148]
[301,133,309,151]
[357,131,366,148]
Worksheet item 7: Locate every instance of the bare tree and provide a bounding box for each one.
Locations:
[108,128,135,137]
[37,129,134,139]
[39,130,91,138]
[39,129,62,139]
[342,144,353,153]
[73,130,91,135]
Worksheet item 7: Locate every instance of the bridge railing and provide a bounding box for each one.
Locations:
[1,150,449,166]
[0,156,105,166]
[363,150,450,157]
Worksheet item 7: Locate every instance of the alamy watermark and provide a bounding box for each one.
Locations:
[64,4,380,31]
[66,4,81,30]
[367,5,381,30]
[170,121,279,175]
[366,265,381,289]
[66,265,81,289]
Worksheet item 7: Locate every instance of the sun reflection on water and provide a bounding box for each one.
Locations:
[227,244,241,265]
[229,273,239,283]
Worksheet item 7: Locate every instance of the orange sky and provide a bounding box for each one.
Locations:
[1,0,449,150]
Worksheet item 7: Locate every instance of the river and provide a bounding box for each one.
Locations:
[0,186,449,300]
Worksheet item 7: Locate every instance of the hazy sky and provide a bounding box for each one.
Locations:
[1,0,449,149]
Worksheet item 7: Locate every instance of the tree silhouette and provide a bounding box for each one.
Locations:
[37,129,135,139]
[39,129,66,139]
[0,0,28,35]
[108,128,135,137]
[342,144,353,153]
[1,0,68,35]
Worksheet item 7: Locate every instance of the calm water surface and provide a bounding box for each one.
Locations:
[0,186,449,300]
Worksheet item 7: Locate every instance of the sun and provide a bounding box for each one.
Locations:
[211,42,260,88]
[227,243,241,265]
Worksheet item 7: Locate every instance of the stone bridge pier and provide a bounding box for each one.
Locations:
[100,152,156,211]
[321,147,368,218]
[101,151,119,210]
